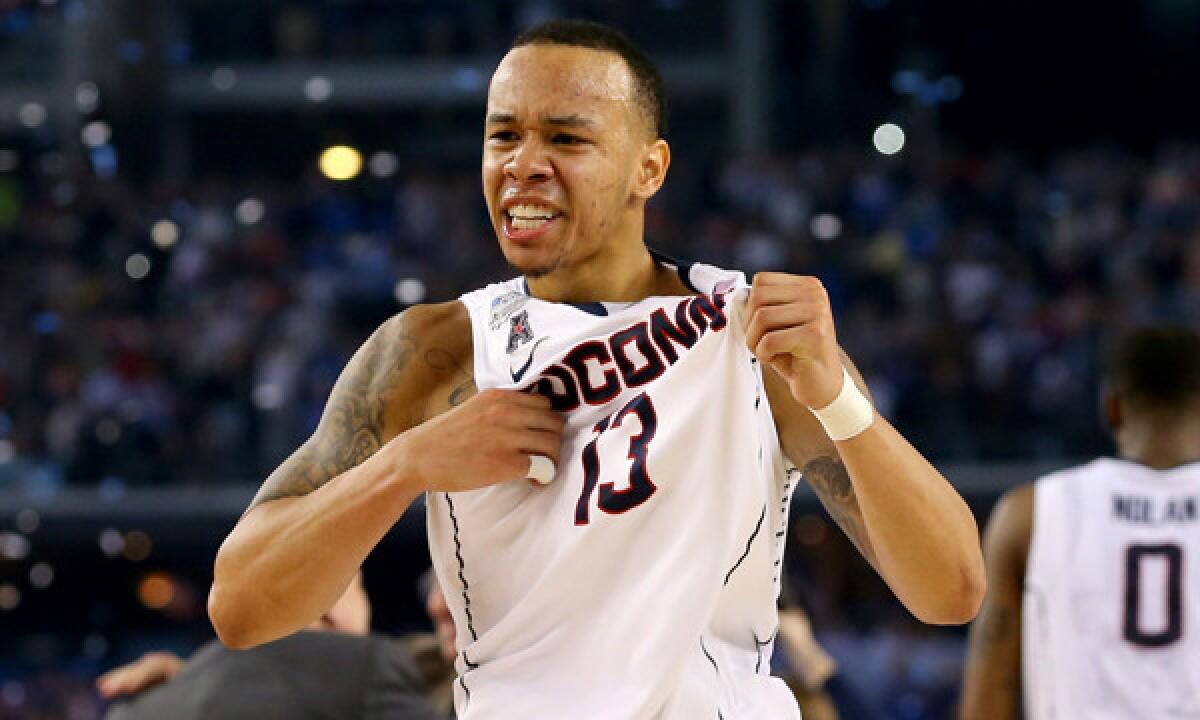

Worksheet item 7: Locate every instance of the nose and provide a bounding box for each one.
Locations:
[504,136,553,183]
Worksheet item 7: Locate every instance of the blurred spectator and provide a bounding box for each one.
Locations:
[95,573,443,720]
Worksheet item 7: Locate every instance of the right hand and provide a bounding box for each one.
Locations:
[388,388,565,493]
[96,651,184,699]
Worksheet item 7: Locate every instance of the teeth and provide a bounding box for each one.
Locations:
[507,203,557,220]
[511,216,551,231]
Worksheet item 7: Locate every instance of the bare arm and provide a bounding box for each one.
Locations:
[209,302,564,648]
[765,357,982,623]
[750,273,985,624]
[959,485,1033,719]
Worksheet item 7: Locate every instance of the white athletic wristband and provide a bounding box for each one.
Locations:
[809,367,874,441]
[527,454,556,485]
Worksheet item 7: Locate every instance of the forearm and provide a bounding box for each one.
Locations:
[209,454,421,648]
[836,415,985,624]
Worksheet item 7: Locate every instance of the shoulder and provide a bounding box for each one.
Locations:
[375,301,470,357]
[319,301,472,442]
[991,484,1034,531]
[984,484,1035,570]
[366,301,474,428]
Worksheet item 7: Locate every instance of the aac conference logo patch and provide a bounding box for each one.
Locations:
[506,310,534,354]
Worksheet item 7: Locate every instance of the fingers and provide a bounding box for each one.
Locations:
[96,653,180,698]
[415,388,566,490]
[514,426,563,465]
[745,303,825,352]
[754,326,820,363]
[752,272,828,290]
[504,388,555,410]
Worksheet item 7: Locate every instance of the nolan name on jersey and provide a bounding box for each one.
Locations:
[1112,494,1198,525]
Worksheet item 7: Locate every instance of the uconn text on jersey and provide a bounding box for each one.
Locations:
[522,293,730,412]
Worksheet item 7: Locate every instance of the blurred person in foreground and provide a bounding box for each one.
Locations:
[97,573,442,720]
[960,325,1200,718]
[208,18,984,719]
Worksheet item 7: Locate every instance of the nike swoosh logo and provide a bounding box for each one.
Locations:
[510,337,548,383]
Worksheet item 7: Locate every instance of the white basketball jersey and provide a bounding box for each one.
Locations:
[1023,458,1200,719]
[427,258,801,719]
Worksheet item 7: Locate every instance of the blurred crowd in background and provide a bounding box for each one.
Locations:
[4,1,1200,717]
[3,143,1199,492]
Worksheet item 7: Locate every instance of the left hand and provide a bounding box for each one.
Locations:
[745,272,844,409]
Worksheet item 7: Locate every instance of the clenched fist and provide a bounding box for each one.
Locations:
[745,273,845,409]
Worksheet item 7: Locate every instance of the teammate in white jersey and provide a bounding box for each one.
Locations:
[209,19,985,718]
[960,325,1200,719]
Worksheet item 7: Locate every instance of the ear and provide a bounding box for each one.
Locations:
[632,139,670,201]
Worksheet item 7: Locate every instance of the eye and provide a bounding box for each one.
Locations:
[552,133,587,145]
[489,131,518,142]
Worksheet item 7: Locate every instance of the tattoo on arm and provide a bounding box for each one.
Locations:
[250,319,416,507]
[422,347,476,408]
[448,379,476,407]
[801,455,878,568]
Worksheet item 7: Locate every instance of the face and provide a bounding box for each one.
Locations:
[482,44,667,278]
[311,572,371,636]
[425,582,457,663]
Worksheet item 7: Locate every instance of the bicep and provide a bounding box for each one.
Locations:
[248,314,422,509]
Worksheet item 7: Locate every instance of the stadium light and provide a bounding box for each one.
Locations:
[75,82,99,113]
[18,102,46,129]
[873,123,906,156]
[305,76,334,103]
[125,253,152,280]
[138,572,175,609]
[235,197,265,225]
[368,151,399,178]
[151,220,179,249]
[319,145,362,181]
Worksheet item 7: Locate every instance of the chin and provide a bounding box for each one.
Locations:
[501,244,561,279]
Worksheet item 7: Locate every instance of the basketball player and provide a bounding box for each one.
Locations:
[959,326,1200,718]
[209,20,985,718]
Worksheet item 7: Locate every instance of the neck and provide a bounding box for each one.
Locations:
[526,239,689,304]
[1118,420,1200,470]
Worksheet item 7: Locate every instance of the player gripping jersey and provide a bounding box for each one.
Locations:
[211,20,985,720]
[429,259,798,718]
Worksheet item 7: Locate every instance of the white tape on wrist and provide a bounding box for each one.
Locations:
[810,367,874,441]
[526,454,556,485]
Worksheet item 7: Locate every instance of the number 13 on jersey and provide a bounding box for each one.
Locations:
[575,392,659,525]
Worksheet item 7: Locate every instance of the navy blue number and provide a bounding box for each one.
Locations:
[1123,543,1184,647]
[575,393,658,525]
[575,416,609,525]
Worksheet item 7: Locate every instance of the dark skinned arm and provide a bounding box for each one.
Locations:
[959,484,1034,719]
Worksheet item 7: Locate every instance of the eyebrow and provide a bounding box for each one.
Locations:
[485,113,597,128]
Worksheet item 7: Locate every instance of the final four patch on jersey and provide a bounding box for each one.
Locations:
[506,310,534,354]
[489,291,529,331]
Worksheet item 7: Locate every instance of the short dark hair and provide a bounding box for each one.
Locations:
[1110,325,1200,418]
[512,19,667,138]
